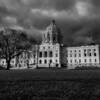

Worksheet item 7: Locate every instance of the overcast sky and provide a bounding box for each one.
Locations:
[0,0,100,45]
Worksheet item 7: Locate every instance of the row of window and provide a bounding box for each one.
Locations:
[84,53,97,57]
[1,60,15,65]
[84,49,96,52]
[42,46,51,50]
[39,51,58,58]
[68,59,97,64]
[69,49,96,53]
[41,46,59,50]
[69,54,81,57]
[39,59,58,64]
[39,51,52,57]
[68,52,97,57]
[69,50,81,53]
[69,49,96,54]
[19,53,37,59]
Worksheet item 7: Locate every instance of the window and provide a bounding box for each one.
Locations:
[84,53,86,57]
[84,49,86,52]
[49,51,53,57]
[95,59,97,63]
[48,46,50,49]
[44,51,47,57]
[56,53,58,57]
[34,60,35,63]
[56,50,58,52]
[94,49,96,52]
[39,52,42,58]
[43,47,45,49]
[70,54,72,57]
[89,53,91,56]
[24,64,26,66]
[89,59,91,62]
[75,50,76,52]
[44,60,47,64]
[84,59,87,63]
[20,61,23,63]
[75,59,77,63]
[88,49,91,52]
[70,60,72,63]
[2,61,4,64]
[74,54,77,57]
[50,60,52,63]
[70,50,72,53]
[39,60,42,64]
[33,55,35,58]
[79,59,81,63]
[88,49,91,57]
[56,59,58,63]
[79,54,81,57]
[94,53,97,56]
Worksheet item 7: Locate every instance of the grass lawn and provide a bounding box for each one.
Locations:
[0,68,100,81]
[0,69,100,100]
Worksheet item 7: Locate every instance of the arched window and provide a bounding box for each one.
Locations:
[44,51,47,57]
[94,53,97,56]
[39,52,42,58]
[56,59,58,63]
[44,60,47,64]
[50,59,52,64]
[49,51,53,57]
[56,53,58,57]
[39,60,42,64]
[95,59,97,63]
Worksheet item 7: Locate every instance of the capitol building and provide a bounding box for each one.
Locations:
[0,20,100,69]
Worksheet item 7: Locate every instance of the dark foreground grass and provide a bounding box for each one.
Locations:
[0,80,100,100]
[0,69,100,81]
[0,69,100,100]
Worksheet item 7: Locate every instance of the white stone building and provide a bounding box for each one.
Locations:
[66,45,100,69]
[1,21,100,70]
[14,45,38,69]
[38,20,65,68]
[0,58,17,69]
[0,20,66,69]
[0,45,38,69]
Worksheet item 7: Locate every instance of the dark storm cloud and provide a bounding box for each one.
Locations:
[21,0,75,10]
[0,0,100,45]
[92,0,100,7]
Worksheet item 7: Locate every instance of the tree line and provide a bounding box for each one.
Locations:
[0,28,36,70]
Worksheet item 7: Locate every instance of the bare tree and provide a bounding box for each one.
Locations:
[0,28,32,70]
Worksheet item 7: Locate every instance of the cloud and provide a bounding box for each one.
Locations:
[75,1,91,17]
[31,8,78,20]
[3,16,17,24]
[21,0,75,10]
[0,0,100,45]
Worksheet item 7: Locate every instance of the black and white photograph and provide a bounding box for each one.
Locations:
[0,0,100,100]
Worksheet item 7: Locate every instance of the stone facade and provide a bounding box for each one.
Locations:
[0,45,38,69]
[1,21,100,69]
[38,20,62,68]
[66,45,100,69]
